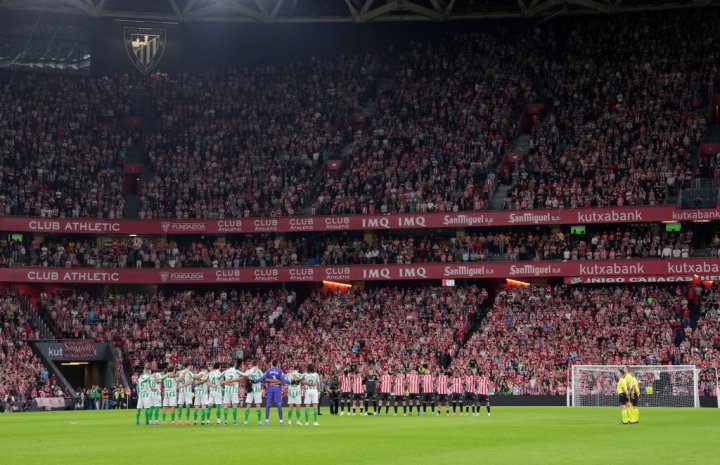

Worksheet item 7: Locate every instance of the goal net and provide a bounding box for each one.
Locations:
[570,365,699,408]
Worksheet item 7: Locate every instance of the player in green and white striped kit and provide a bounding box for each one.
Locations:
[193,369,210,425]
[160,366,178,425]
[221,360,244,425]
[135,367,153,425]
[243,366,264,426]
[149,370,163,424]
[286,367,304,426]
[176,363,194,425]
[207,362,224,425]
[301,364,321,426]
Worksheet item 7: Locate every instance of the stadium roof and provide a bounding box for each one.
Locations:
[0,0,718,23]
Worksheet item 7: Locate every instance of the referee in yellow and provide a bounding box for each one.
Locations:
[617,369,630,425]
[624,367,640,424]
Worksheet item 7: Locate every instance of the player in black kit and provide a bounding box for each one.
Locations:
[328,375,340,415]
[364,368,379,416]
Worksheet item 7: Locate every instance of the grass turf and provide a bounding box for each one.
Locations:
[0,407,718,465]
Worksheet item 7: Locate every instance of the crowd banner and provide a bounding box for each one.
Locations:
[2,259,720,283]
[1,206,719,235]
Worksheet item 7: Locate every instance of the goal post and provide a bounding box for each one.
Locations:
[569,365,699,408]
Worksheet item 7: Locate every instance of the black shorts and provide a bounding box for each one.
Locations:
[452,393,463,403]
[464,392,476,403]
[421,393,435,403]
[618,393,629,405]
[342,392,353,401]
[408,393,419,401]
[365,391,377,401]
[380,393,392,402]
[353,393,365,401]
[629,395,638,407]
[394,395,405,403]
[478,395,489,404]
[437,394,448,403]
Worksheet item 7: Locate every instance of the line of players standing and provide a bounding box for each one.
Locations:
[329,368,493,417]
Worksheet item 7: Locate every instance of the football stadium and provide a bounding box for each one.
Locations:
[0,0,719,463]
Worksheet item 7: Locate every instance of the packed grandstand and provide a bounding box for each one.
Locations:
[1,7,719,412]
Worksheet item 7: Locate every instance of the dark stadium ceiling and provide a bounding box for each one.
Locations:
[0,0,718,23]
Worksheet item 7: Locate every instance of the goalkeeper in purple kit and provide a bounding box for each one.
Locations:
[256,360,290,426]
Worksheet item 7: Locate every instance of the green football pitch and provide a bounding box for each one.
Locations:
[0,407,718,465]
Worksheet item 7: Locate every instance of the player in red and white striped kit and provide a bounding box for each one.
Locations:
[463,371,477,416]
[393,372,406,416]
[435,371,451,416]
[378,371,394,416]
[450,372,464,416]
[420,369,435,416]
[406,370,421,416]
[351,369,365,416]
[476,372,492,417]
[339,370,354,416]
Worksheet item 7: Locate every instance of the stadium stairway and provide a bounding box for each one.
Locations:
[122,84,155,218]
[300,99,379,215]
[19,295,55,342]
[123,195,142,218]
[433,287,496,369]
[489,185,510,210]
[461,288,495,345]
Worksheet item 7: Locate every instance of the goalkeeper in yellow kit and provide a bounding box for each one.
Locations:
[624,367,640,424]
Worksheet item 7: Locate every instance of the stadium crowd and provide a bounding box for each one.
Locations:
[38,288,296,372]
[503,14,714,210]
[0,74,130,218]
[137,56,378,219]
[256,285,488,376]
[0,294,61,411]
[0,224,704,269]
[36,286,486,379]
[317,227,695,264]
[308,33,535,216]
[452,284,719,396]
[2,235,306,268]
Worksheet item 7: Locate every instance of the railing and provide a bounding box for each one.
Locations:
[678,186,720,209]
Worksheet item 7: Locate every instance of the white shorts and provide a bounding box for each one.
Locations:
[245,391,262,405]
[162,396,177,408]
[288,395,302,405]
[223,391,239,405]
[193,393,209,407]
[137,397,153,409]
[304,390,319,405]
[151,394,162,407]
[177,391,193,406]
[208,391,223,405]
